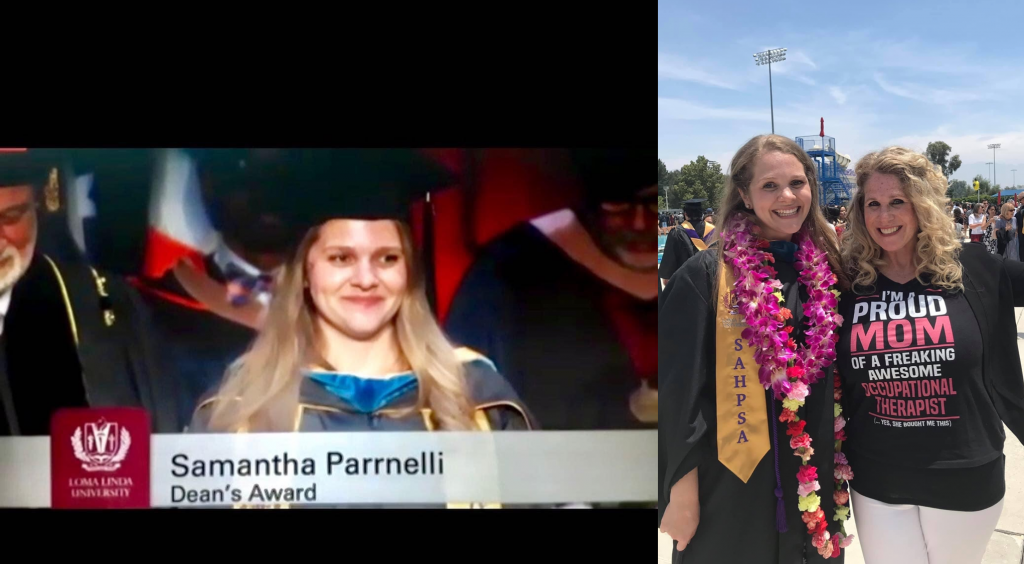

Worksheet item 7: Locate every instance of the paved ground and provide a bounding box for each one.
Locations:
[660,282,1024,563]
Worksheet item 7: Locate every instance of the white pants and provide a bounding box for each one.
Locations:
[851,489,1004,564]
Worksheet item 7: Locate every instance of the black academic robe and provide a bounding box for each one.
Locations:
[133,255,258,431]
[445,223,657,431]
[1015,206,1024,261]
[659,250,841,564]
[0,252,179,435]
[659,222,705,281]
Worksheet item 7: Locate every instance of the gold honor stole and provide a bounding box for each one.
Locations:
[681,221,715,251]
[715,264,770,482]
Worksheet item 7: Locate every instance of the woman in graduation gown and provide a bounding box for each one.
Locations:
[186,149,535,508]
[659,135,853,562]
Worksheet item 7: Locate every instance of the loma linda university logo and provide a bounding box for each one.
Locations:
[71,418,131,472]
[51,408,150,509]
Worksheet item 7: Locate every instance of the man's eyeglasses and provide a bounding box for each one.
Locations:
[0,203,38,227]
[600,198,659,214]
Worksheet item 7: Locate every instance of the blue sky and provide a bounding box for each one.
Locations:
[659,0,1024,187]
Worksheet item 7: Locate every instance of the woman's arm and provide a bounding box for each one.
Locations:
[659,254,716,524]
[660,467,700,551]
[982,260,1024,443]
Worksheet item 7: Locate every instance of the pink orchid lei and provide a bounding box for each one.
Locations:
[721,213,854,558]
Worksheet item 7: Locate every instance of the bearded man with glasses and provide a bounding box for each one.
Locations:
[0,149,178,436]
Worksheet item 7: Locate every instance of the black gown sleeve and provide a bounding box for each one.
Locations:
[658,228,696,281]
[1001,250,1024,306]
[444,256,515,377]
[481,404,533,430]
[996,220,1011,256]
[106,274,184,433]
[983,257,1024,443]
[658,251,716,525]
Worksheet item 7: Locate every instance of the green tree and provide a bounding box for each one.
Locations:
[668,182,707,209]
[658,159,669,200]
[658,195,666,211]
[667,184,686,209]
[676,156,726,211]
[973,174,992,196]
[947,179,970,199]
[925,141,962,179]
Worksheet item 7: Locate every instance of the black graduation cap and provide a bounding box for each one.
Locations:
[186,148,457,311]
[567,148,654,203]
[0,148,90,263]
[185,149,454,225]
[683,198,707,211]
[0,148,64,192]
[283,148,455,225]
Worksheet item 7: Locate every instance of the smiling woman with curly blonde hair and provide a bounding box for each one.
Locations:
[834,145,1024,564]
[841,147,963,293]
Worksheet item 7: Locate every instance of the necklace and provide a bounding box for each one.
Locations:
[722,213,854,558]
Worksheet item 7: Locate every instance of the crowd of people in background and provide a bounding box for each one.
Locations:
[661,194,1024,260]
[949,195,1024,260]
[659,201,847,260]
[660,209,715,235]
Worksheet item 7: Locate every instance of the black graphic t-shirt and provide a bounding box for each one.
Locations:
[837,273,1004,511]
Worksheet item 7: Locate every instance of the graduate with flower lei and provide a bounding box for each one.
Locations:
[659,135,853,563]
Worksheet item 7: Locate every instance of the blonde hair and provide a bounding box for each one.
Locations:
[713,135,846,309]
[205,220,476,432]
[841,146,963,293]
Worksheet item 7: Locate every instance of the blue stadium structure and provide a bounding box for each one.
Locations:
[794,124,855,206]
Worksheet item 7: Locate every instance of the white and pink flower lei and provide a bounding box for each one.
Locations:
[722,213,854,558]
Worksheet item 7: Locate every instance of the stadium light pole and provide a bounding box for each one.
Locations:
[986,162,993,203]
[754,48,786,134]
[988,144,1000,191]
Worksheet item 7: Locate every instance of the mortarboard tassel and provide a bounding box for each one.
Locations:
[771,396,788,533]
[424,191,437,315]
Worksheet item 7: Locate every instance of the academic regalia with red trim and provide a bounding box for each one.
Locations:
[445,149,657,432]
[132,259,260,430]
[130,149,309,430]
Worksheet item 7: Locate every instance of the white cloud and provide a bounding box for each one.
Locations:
[658,97,803,124]
[829,87,848,105]
[785,73,817,86]
[884,130,1024,181]
[658,29,1024,186]
[658,53,743,90]
[755,48,817,85]
[787,50,818,70]
[873,73,991,105]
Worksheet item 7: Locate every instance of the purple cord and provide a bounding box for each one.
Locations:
[770,396,788,533]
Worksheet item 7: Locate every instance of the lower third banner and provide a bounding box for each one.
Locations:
[0,411,654,508]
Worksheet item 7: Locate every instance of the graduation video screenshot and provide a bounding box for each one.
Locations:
[0,148,656,506]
